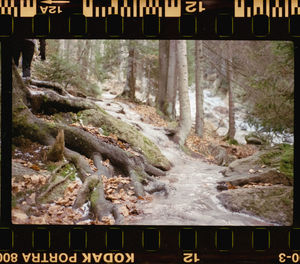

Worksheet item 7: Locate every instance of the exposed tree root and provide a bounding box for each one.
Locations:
[64,148,93,182]
[51,161,69,175]
[92,152,114,178]
[38,171,73,201]
[27,87,96,114]
[47,129,65,162]
[12,66,169,223]
[73,153,123,223]
[73,174,99,208]
[29,79,68,96]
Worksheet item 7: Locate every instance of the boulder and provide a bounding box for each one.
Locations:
[245,133,268,145]
[217,186,293,225]
[245,137,263,145]
[213,106,228,115]
[216,145,294,225]
[218,150,293,187]
[206,144,236,166]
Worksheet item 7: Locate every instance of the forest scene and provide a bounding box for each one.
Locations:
[11,39,294,225]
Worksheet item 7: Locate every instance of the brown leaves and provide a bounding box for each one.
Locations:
[101,175,142,219]
[55,180,81,207]
[30,164,41,171]
[12,141,48,165]
[226,182,237,190]
[242,182,274,188]
[134,105,168,127]
[120,205,129,216]
[186,129,258,164]
[102,159,110,167]
[117,140,127,150]
[12,209,30,224]
[12,174,48,193]
[102,175,131,202]
[101,216,115,225]
[12,179,84,225]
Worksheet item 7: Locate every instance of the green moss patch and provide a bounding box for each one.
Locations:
[260,144,294,178]
[78,108,171,170]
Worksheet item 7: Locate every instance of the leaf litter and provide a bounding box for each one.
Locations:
[12,121,149,225]
[12,156,145,225]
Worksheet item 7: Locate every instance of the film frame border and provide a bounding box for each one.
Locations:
[1,0,299,263]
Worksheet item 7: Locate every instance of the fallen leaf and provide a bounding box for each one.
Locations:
[30,164,40,171]
[249,169,256,174]
[12,208,28,224]
[120,205,129,216]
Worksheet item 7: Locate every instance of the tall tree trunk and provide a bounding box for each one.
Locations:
[76,40,83,62]
[146,63,152,106]
[172,66,178,118]
[195,40,205,137]
[156,40,169,111]
[53,40,61,56]
[226,44,236,140]
[173,40,192,146]
[63,40,70,60]
[39,39,46,60]
[81,40,91,77]
[164,40,177,119]
[122,40,136,101]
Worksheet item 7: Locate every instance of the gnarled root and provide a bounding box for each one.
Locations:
[13,68,170,224]
[73,153,123,223]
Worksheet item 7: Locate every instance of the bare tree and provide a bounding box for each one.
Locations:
[81,40,91,77]
[226,42,236,140]
[156,40,169,111]
[195,40,204,137]
[164,40,177,119]
[173,40,192,145]
[122,40,137,101]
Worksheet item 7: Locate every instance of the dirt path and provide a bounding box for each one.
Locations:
[96,95,273,225]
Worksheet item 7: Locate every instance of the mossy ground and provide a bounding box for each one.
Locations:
[227,138,239,145]
[77,108,171,170]
[260,144,294,178]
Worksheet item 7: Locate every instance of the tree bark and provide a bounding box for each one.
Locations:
[122,40,136,101]
[156,40,169,111]
[226,44,236,140]
[173,40,192,146]
[164,40,177,119]
[195,40,204,137]
[81,40,91,77]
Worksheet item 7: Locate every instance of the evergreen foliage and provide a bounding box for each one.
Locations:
[242,42,294,134]
[33,40,100,96]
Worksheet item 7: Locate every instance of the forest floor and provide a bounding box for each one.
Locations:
[11,85,292,225]
[96,94,276,225]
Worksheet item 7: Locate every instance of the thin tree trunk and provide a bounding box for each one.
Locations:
[156,40,169,110]
[76,40,83,62]
[146,63,151,105]
[226,44,236,140]
[122,40,136,101]
[173,40,192,146]
[195,40,204,137]
[164,40,177,119]
[81,40,91,77]
[173,66,178,118]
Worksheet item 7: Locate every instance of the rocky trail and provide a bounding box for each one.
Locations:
[96,94,273,225]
